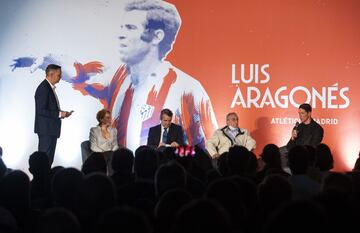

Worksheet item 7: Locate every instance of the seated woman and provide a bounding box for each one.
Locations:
[90,109,119,175]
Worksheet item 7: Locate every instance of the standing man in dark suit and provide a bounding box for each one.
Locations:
[35,64,73,166]
[147,109,184,149]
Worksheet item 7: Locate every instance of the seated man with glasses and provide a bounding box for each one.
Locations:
[205,112,256,158]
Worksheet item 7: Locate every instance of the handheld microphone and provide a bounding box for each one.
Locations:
[293,121,299,130]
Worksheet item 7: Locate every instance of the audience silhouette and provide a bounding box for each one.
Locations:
[0,142,358,233]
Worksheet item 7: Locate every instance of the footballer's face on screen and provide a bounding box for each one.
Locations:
[118,10,152,65]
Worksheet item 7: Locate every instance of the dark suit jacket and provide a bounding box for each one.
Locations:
[286,118,323,150]
[34,79,61,138]
[147,123,184,149]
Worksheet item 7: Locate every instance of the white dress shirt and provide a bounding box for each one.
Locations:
[46,78,61,118]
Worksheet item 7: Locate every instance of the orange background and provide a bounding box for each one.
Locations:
[167,0,360,171]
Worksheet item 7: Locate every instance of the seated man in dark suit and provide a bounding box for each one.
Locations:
[286,103,324,151]
[280,103,323,170]
[147,109,184,149]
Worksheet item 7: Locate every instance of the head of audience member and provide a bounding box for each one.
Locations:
[353,152,360,171]
[0,170,30,214]
[45,64,62,85]
[322,172,353,193]
[298,103,312,124]
[134,146,158,180]
[0,157,7,178]
[345,171,360,208]
[304,145,316,167]
[315,187,356,233]
[206,169,222,184]
[50,166,65,181]
[346,170,360,190]
[36,207,81,233]
[28,151,50,178]
[76,173,117,227]
[155,161,187,197]
[51,168,83,211]
[217,152,229,176]
[227,145,250,176]
[258,174,292,216]
[193,145,213,171]
[81,153,107,175]
[261,144,282,168]
[315,143,334,172]
[180,146,212,183]
[154,188,192,233]
[96,109,112,127]
[205,177,244,228]
[226,112,239,129]
[122,0,181,63]
[263,200,328,233]
[160,109,173,129]
[247,151,258,175]
[112,148,134,174]
[230,176,258,218]
[172,199,231,233]
[172,147,195,173]
[288,146,309,175]
[159,146,177,163]
[0,207,18,232]
[93,206,152,233]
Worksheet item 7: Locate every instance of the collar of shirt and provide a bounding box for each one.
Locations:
[131,61,172,89]
[226,127,239,133]
[161,125,169,133]
[46,78,56,89]
[225,127,239,138]
[154,61,172,79]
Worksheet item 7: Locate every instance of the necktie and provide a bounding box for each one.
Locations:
[162,128,168,144]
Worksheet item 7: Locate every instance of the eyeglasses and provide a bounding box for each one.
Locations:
[227,118,238,121]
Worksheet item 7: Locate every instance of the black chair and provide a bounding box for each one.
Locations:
[81,140,92,163]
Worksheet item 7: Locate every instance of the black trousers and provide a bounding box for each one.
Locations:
[102,151,114,176]
[38,135,57,166]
